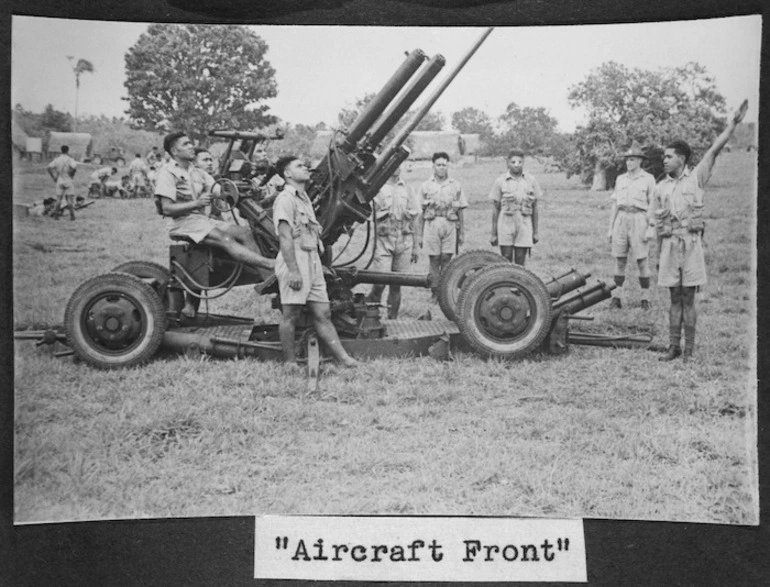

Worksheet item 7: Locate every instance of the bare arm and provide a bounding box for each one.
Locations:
[277,220,302,290]
[490,200,500,246]
[159,194,211,218]
[457,209,464,245]
[531,200,539,243]
[700,100,748,177]
[607,200,618,240]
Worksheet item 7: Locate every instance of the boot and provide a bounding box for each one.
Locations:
[659,346,681,361]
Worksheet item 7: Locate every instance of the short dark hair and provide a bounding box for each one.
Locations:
[194,147,210,157]
[163,131,187,155]
[111,167,118,174]
[135,153,141,158]
[432,151,450,163]
[666,139,692,164]
[61,145,69,154]
[508,149,525,159]
[275,155,300,179]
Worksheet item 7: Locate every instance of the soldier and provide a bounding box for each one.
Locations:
[145,146,162,167]
[418,152,468,301]
[155,131,275,319]
[489,149,542,266]
[273,155,358,368]
[607,144,657,309]
[88,166,119,198]
[46,145,78,220]
[653,100,748,363]
[128,153,150,198]
[251,140,285,199]
[366,166,420,319]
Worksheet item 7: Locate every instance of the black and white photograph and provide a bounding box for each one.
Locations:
[11,14,760,531]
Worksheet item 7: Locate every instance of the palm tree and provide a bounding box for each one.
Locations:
[66,56,94,132]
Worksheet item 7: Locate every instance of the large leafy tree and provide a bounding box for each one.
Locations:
[124,24,278,141]
[567,61,727,189]
[495,102,561,156]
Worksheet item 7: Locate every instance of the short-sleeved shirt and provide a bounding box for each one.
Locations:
[488,171,542,214]
[653,163,710,224]
[155,160,216,232]
[272,184,323,254]
[419,176,468,220]
[374,179,420,234]
[90,167,114,182]
[47,154,78,185]
[129,158,149,177]
[611,170,655,211]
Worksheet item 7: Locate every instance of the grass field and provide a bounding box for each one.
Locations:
[12,153,757,524]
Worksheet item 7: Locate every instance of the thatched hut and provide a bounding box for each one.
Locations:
[47,132,93,161]
[406,131,464,160]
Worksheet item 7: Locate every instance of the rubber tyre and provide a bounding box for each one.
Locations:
[112,260,182,318]
[438,249,508,321]
[456,263,552,360]
[64,272,166,369]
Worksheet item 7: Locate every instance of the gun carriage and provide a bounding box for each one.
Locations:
[20,29,652,371]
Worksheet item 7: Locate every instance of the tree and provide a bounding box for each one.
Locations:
[14,103,72,136]
[496,102,561,156]
[451,106,494,136]
[124,24,278,141]
[66,57,94,132]
[567,61,727,189]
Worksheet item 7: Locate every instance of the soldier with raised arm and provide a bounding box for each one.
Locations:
[653,100,749,363]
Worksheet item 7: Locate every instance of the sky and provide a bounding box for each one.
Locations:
[10,16,762,133]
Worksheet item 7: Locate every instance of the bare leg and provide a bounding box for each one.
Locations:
[637,257,651,308]
[682,286,697,360]
[202,228,275,272]
[279,304,303,364]
[367,284,386,305]
[428,255,441,300]
[308,301,358,367]
[387,285,402,319]
[500,245,514,262]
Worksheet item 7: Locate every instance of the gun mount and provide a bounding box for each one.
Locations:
[33,27,651,375]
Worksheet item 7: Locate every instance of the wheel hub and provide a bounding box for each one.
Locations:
[84,293,144,349]
[477,285,532,338]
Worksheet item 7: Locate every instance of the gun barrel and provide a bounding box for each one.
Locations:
[545,269,589,299]
[373,27,493,169]
[552,281,615,313]
[340,49,428,152]
[364,54,446,151]
[358,146,411,204]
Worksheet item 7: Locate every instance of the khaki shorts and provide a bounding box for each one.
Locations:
[657,234,707,287]
[497,211,533,247]
[611,210,649,260]
[167,214,233,244]
[276,248,329,305]
[423,217,457,256]
[372,234,413,273]
[56,180,75,197]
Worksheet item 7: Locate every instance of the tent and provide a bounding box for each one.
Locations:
[47,132,93,161]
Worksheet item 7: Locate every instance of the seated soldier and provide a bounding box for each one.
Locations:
[155,131,276,319]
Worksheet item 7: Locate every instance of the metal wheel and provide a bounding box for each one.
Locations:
[112,260,183,318]
[212,178,240,214]
[456,264,552,360]
[438,249,508,321]
[64,272,166,369]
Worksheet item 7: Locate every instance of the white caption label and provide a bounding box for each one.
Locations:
[254,516,586,582]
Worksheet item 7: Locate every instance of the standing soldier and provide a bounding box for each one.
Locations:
[46,145,78,220]
[366,166,420,319]
[128,153,150,198]
[489,149,542,266]
[418,151,468,301]
[272,155,359,368]
[607,144,657,309]
[653,100,748,362]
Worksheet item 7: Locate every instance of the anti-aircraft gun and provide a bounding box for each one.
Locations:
[27,28,650,371]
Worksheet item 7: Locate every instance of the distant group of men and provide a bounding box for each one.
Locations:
[151,98,746,366]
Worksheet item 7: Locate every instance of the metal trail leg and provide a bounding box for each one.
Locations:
[306,332,320,394]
